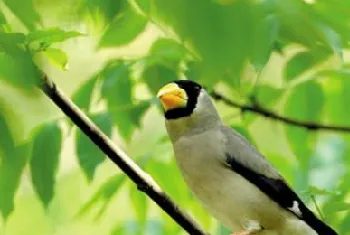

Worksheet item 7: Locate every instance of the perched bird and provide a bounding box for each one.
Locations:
[156,80,337,235]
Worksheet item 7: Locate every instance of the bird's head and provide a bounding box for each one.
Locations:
[157,80,220,140]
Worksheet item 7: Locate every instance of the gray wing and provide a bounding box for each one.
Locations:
[220,125,281,180]
[220,125,338,235]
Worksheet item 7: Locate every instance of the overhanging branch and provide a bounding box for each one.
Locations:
[39,76,209,235]
[211,91,350,132]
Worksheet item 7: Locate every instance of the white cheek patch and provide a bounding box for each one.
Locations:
[288,201,302,217]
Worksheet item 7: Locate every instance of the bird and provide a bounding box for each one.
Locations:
[156,80,338,235]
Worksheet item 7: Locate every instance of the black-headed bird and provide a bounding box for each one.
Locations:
[156,80,337,235]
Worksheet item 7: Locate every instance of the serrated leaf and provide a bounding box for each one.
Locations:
[44,48,68,70]
[72,76,98,111]
[26,27,83,44]
[142,64,177,95]
[284,81,324,165]
[78,175,125,217]
[3,0,40,30]
[284,49,330,81]
[0,143,30,220]
[99,6,147,47]
[76,113,112,181]
[30,122,62,208]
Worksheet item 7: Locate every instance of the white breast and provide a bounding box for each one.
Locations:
[173,130,317,235]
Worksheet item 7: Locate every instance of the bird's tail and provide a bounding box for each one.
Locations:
[301,204,338,235]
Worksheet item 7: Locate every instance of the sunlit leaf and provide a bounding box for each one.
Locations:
[0,143,30,220]
[76,112,112,181]
[43,48,68,70]
[78,175,125,217]
[72,76,98,111]
[284,49,330,81]
[3,0,41,30]
[81,0,124,23]
[26,27,83,44]
[130,187,148,224]
[30,122,62,208]
[99,6,147,47]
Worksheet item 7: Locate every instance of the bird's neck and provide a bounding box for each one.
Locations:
[165,109,221,143]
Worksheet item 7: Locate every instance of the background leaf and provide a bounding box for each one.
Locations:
[30,122,62,208]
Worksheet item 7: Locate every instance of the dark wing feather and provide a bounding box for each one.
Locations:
[225,153,337,235]
[221,126,337,235]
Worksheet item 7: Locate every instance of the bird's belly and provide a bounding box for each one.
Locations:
[183,166,285,230]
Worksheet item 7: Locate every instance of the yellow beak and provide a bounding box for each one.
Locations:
[156,83,188,111]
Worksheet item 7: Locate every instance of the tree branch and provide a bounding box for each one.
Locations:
[39,76,209,235]
[211,91,350,132]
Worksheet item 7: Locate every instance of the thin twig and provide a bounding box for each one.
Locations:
[211,91,350,132]
[38,76,209,235]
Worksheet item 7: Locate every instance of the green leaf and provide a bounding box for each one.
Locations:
[110,101,150,140]
[255,85,283,107]
[0,109,15,157]
[99,6,147,47]
[30,122,62,208]
[250,14,279,71]
[76,113,113,181]
[0,48,39,90]
[0,143,30,220]
[324,201,350,214]
[130,187,148,224]
[100,61,149,140]
[320,70,350,126]
[43,48,68,70]
[3,0,40,30]
[134,0,151,14]
[72,76,98,111]
[284,49,330,81]
[78,175,125,218]
[142,64,177,95]
[81,0,124,23]
[0,33,25,45]
[101,61,132,107]
[284,80,324,165]
[0,10,6,25]
[26,28,83,44]
[149,38,186,68]
[308,185,339,196]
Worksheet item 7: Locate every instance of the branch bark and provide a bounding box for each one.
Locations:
[211,91,350,132]
[39,76,209,235]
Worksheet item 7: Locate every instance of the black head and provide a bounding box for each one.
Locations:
[158,80,203,120]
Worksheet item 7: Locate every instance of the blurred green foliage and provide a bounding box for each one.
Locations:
[1,0,350,234]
